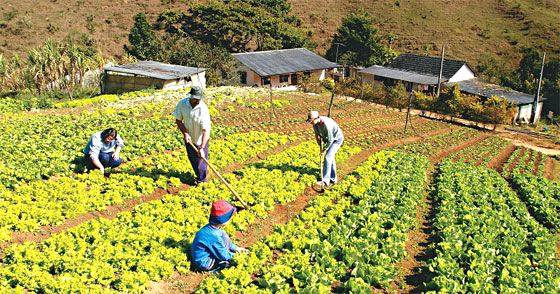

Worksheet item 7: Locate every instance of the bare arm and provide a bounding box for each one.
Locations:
[90,155,105,172]
[175,119,191,144]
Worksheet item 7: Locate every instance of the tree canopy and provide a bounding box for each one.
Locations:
[326,12,396,67]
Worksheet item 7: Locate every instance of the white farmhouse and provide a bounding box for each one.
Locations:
[233,48,339,90]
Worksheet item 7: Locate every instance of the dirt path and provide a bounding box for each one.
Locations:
[544,157,555,180]
[533,152,543,175]
[488,144,517,173]
[3,140,304,248]
[147,127,454,294]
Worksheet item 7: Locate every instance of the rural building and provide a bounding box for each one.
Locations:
[446,78,545,123]
[233,48,338,90]
[359,54,475,92]
[359,53,545,123]
[102,61,206,94]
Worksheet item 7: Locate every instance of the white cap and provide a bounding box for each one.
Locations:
[307,110,319,122]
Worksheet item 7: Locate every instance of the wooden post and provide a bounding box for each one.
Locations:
[531,52,546,125]
[436,45,445,98]
[327,89,335,117]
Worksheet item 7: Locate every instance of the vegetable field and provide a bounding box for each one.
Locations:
[0,87,558,293]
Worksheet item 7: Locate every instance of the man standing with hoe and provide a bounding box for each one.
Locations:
[174,86,211,185]
[307,110,344,191]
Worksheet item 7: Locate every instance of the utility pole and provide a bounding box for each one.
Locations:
[436,45,445,98]
[334,42,346,80]
[531,52,546,125]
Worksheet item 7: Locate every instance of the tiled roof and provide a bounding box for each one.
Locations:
[446,78,545,105]
[233,48,338,77]
[359,65,439,85]
[389,54,471,80]
[105,61,205,80]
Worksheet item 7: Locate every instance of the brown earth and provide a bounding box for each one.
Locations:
[488,144,517,173]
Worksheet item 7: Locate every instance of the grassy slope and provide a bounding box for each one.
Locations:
[0,0,558,68]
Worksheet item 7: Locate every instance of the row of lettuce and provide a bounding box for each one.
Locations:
[0,141,360,292]
[0,131,291,243]
[198,151,429,293]
[426,161,559,292]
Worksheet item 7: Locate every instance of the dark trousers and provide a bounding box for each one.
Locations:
[186,142,209,182]
[85,152,123,170]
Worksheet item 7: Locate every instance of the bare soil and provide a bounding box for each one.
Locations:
[544,157,555,180]
[488,144,517,173]
[533,152,543,176]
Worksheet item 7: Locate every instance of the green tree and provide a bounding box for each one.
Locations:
[326,12,396,66]
[184,0,313,52]
[125,13,161,60]
[162,36,239,86]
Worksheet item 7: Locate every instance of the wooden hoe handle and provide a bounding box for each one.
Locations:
[188,142,249,209]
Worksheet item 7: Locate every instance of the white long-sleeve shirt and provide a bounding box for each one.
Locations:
[173,99,211,146]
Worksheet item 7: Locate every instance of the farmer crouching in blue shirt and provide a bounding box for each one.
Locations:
[191,200,248,272]
[83,128,124,174]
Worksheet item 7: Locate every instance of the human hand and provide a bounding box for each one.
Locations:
[198,146,206,158]
[183,133,192,145]
[112,152,120,160]
[236,247,249,253]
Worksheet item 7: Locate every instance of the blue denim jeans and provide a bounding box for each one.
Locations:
[322,138,343,184]
[85,152,123,170]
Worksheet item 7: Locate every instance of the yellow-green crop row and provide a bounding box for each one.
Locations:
[0,131,291,243]
[0,141,360,293]
[197,151,430,292]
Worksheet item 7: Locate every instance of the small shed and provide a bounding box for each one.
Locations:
[233,48,338,90]
[447,78,546,123]
[101,61,206,94]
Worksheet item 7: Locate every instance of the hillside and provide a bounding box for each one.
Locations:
[1,0,559,68]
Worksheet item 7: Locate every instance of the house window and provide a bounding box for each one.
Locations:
[239,71,247,84]
[262,76,270,85]
[290,74,298,85]
[280,74,289,83]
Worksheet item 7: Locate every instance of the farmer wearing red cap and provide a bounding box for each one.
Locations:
[191,200,248,271]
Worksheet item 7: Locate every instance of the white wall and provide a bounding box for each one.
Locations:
[448,65,476,82]
[515,102,544,123]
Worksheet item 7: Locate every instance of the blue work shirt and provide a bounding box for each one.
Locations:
[191,224,238,270]
[83,131,125,158]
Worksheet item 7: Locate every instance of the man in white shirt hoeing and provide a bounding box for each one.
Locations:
[307,110,344,190]
[173,86,211,185]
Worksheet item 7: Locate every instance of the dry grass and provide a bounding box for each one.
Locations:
[0,0,558,68]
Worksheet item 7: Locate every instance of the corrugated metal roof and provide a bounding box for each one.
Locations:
[359,65,440,85]
[446,78,545,105]
[233,48,338,77]
[389,54,472,80]
[104,61,206,80]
